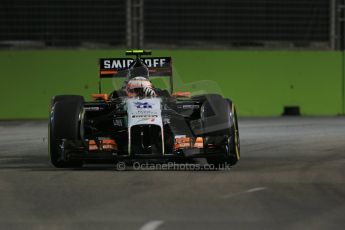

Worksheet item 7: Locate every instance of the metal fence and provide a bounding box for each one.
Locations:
[144,0,330,49]
[0,0,126,48]
[0,0,342,49]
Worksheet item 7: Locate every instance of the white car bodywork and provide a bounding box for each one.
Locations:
[126,98,164,155]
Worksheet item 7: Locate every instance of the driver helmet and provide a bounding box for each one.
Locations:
[125,76,156,97]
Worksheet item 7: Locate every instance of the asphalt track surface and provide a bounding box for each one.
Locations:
[0,118,344,230]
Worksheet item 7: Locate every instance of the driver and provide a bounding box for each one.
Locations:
[124,60,156,98]
[125,76,156,98]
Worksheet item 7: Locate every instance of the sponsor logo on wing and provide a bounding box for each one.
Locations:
[103,58,167,69]
[134,102,153,109]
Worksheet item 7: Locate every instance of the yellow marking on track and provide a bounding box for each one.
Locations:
[232,103,240,160]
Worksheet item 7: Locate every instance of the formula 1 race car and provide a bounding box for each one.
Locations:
[49,50,240,168]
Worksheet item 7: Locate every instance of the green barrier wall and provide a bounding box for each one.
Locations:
[0,50,343,119]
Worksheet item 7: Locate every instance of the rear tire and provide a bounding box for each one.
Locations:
[49,95,84,168]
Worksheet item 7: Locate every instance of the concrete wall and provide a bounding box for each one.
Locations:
[0,50,343,119]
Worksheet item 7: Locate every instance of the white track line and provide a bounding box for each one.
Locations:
[245,187,267,193]
[139,220,164,230]
[222,187,267,199]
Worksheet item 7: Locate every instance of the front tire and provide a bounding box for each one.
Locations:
[198,95,240,167]
[49,95,84,168]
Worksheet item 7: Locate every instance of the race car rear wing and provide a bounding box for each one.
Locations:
[99,57,172,78]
